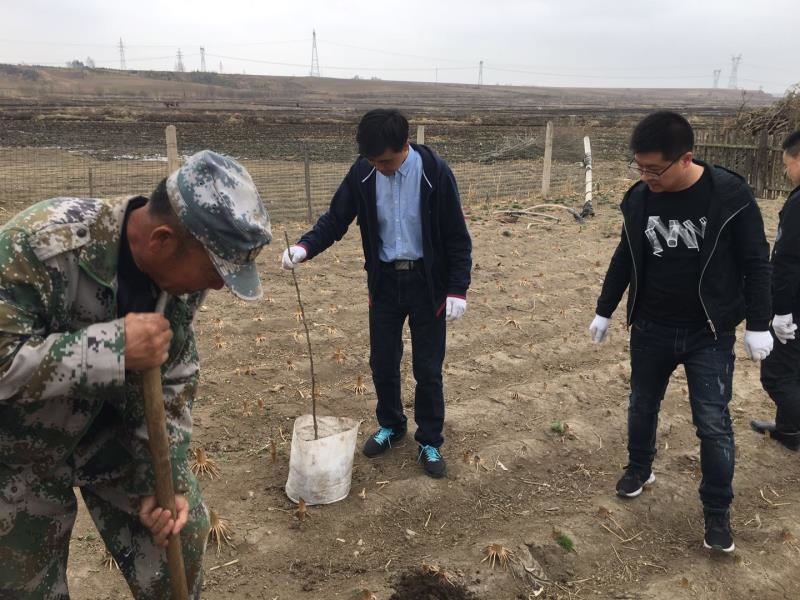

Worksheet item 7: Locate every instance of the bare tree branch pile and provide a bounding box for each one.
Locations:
[729,85,800,135]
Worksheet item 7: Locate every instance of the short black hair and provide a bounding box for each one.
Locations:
[148,177,196,249]
[356,108,409,158]
[782,131,800,158]
[148,178,173,217]
[630,111,694,160]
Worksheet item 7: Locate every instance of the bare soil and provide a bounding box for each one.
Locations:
[62,194,800,600]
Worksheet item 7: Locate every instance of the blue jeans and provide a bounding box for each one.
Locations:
[369,265,446,448]
[628,319,736,514]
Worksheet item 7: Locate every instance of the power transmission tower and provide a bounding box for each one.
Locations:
[713,69,721,88]
[728,55,742,89]
[175,49,185,72]
[478,60,483,86]
[118,38,126,70]
[219,61,223,74]
[310,30,320,77]
[200,47,206,72]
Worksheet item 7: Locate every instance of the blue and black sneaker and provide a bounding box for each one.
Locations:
[363,427,405,458]
[418,444,447,478]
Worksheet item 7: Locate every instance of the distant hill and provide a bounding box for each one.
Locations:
[0,64,777,124]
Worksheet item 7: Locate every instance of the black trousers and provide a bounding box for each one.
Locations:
[760,328,800,433]
[369,265,446,447]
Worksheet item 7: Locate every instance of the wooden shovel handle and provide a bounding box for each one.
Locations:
[143,366,189,600]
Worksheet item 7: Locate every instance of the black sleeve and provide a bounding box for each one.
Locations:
[732,194,772,330]
[297,166,359,259]
[771,193,800,316]
[595,225,632,319]
[439,164,472,297]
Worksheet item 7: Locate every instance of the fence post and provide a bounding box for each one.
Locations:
[541,121,553,199]
[416,125,425,145]
[755,129,769,198]
[303,142,313,224]
[581,136,594,218]
[165,125,180,173]
[88,166,94,197]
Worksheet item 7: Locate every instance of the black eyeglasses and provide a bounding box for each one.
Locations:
[628,156,681,180]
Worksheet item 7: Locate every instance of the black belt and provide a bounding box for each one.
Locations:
[381,259,423,271]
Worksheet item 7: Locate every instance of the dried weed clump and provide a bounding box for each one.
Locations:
[481,543,514,570]
[207,509,234,556]
[190,447,220,479]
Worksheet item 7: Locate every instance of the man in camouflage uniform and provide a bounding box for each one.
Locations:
[0,150,271,599]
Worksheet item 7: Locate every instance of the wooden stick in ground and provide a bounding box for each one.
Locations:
[143,291,189,600]
[284,231,318,440]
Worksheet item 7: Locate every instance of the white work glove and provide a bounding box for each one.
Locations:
[446,296,467,321]
[771,313,797,345]
[589,314,610,343]
[281,245,307,270]
[743,330,774,361]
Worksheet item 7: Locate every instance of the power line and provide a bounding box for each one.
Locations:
[0,37,309,48]
[486,65,710,80]
[320,38,473,66]
[206,52,470,72]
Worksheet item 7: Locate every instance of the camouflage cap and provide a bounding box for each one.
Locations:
[166,150,272,300]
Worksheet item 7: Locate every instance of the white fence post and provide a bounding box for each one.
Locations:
[582,136,594,217]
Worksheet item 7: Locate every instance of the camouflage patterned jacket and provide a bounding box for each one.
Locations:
[0,197,202,496]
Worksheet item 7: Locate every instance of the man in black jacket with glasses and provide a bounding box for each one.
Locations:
[589,111,772,553]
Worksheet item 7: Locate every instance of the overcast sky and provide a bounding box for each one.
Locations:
[0,0,796,95]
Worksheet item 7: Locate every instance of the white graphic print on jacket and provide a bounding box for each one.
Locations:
[645,216,707,257]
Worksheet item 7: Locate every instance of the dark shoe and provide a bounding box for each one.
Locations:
[615,467,655,498]
[750,419,800,451]
[418,444,447,478]
[363,427,405,458]
[703,511,735,553]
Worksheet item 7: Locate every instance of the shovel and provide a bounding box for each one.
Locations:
[143,292,189,600]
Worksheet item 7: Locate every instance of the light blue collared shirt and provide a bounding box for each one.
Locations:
[375,145,423,262]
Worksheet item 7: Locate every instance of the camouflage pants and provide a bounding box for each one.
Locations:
[0,461,209,599]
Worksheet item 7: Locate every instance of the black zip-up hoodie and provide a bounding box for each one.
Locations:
[770,184,800,316]
[595,160,771,334]
[297,143,472,315]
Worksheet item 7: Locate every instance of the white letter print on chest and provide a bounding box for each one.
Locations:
[645,216,707,257]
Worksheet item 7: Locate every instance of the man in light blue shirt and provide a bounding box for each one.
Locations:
[282,109,472,478]
[375,144,423,263]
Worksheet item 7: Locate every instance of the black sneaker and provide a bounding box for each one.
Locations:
[750,419,800,451]
[615,467,655,498]
[418,444,447,478]
[363,427,405,458]
[703,511,735,553]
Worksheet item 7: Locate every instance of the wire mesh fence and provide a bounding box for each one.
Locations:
[0,123,633,225]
